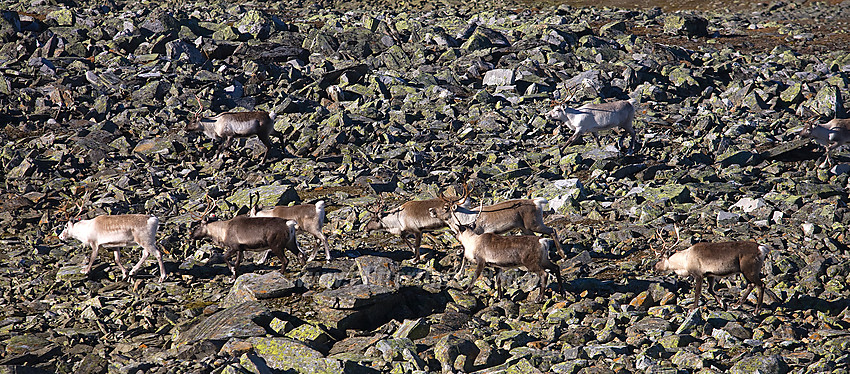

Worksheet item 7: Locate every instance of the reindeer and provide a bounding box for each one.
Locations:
[59,205,167,282]
[429,192,565,278]
[653,226,781,313]
[798,118,850,168]
[189,196,301,279]
[248,192,331,263]
[185,96,277,163]
[436,203,565,302]
[546,90,638,154]
[365,185,472,263]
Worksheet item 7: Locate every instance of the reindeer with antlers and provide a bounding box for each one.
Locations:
[546,87,639,154]
[652,226,781,313]
[58,201,167,282]
[365,185,472,263]
[189,195,302,279]
[185,96,278,163]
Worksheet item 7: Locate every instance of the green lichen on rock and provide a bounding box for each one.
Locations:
[247,337,343,373]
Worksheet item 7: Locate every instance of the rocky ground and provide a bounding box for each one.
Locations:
[3,0,850,373]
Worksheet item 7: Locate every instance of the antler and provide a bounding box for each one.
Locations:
[72,202,85,221]
[193,94,204,122]
[439,183,472,205]
[190,194,216,220]
[249,191,261,210]
[654,225,682,256]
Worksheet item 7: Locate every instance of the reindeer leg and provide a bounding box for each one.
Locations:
[317,232,332,263]
[113,248,129,279]
[543,259,565,298]
[401,232,422,263]
[737,282,756,309]
[566,131,583,146]
[128,247,150,280]
[218,137,234,159]
[590,132,602,147]
[494,268,504,300]
[222,246,238,278]
[259,132,272,163]
[465,259,486,294]
[706,276,725,309]
[535,269,549,303]
[153,245,166,282]
[691,275,703,310]
[85,243,100,276]
[454,256,467,280]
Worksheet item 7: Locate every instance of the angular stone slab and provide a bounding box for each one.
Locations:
[55,265,88,282]
[355,256,399,288]
[246,337,344,373]
[221,272,297,308]
[312,284,396,309]
[173,301,271,348]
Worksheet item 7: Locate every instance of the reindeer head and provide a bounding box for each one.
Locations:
[190,195,216,239]
[248,191,263,216]
[798,121,816,138]
[364,199,386,231]
[58,200,86,240]
[431,183,472,223]
[185,95,204,131]
[449,200,483,236]
[651,225,681,273]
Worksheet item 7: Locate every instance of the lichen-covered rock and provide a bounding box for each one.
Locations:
[247,337,344,373]
[663,13,708,37]
[729,355,789,374]
[234,10,271,39]
[434,334,479,373]
[46,9,75,26]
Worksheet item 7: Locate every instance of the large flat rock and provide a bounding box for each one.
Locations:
[173,301,271,348]
[221,272,298,308]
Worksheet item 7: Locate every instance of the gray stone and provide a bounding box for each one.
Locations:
[235,10,271,39]
[483,69,515,86]
[535,179,587,213]
[166,40,206,65]
[221,272,297,308]
[173,301,271,347]
[393,318,429,340]
[312,284,396,309]
[55,265,88,282]
[434,334,478,373]
[717,211,741,225]
[355,255,399,288]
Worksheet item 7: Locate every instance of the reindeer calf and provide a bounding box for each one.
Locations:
[191,215,300,279]
[655,241,780,313]
[799,118,850,168]
[59,214,167,282]
[546,99,638,154]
